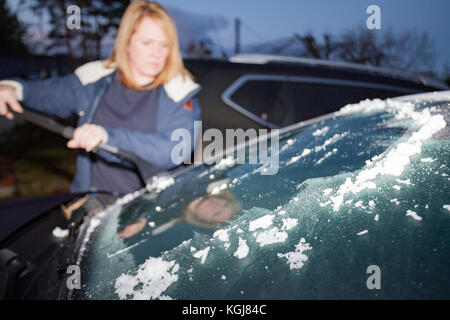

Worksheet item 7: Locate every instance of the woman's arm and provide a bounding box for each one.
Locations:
[117,218,148,239]
[0,74,86,118]
[98,98,201,169]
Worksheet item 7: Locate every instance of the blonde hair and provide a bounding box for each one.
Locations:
[184,190,242,229]
[104,0,191,90]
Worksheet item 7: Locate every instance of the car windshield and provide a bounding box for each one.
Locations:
[77,96,450,299]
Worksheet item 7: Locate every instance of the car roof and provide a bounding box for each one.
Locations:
[392,90,450,102]
[228,53,449,90]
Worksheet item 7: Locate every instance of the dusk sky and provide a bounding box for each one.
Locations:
[6,0,450,74]
[160,0,450,73]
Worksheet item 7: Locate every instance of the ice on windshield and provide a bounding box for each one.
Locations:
[78,97,450,300]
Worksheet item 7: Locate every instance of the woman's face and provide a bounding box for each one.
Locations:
[127,17,170,86]
[188,196,236,224]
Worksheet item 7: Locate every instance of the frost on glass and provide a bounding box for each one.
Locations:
[78,98,450,300]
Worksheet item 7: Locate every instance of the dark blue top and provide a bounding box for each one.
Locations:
[91,73,160,194]
[13,62,202,194]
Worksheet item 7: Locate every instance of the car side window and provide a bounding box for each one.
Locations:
[224,75,399,128]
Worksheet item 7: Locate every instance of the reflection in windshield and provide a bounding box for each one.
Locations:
[182,188,242,229]
[77,98,450,300]
[117,182,242,238]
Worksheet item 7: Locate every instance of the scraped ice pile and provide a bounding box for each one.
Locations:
[286,132,348,166]
[234,238,249,259]
[327,98,446,211]
[212,156,235,170]
[277,238,312,270]
[115,257,179,300]
[52,227,69,238]
[146,174,175,192]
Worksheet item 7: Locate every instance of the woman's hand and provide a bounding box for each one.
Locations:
[67,123,109,152]
[0,85,23,120]
[117,218,147,239]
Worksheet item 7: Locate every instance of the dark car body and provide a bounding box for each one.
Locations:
[185,54,448,132]
[1,89,449,300]
[0,54,448,299]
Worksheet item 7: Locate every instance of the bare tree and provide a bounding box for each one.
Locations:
[0,0,28,54]
[249,26,436,74]
[19,0,130,61]
[335,27,435,72]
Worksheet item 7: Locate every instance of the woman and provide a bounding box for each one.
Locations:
[0,1,201,197]
[117,180,242,239]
